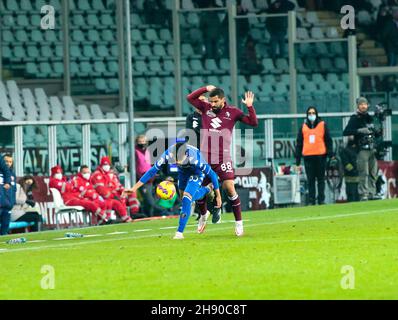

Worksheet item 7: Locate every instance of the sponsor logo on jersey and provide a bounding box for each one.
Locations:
[210,117,222,129]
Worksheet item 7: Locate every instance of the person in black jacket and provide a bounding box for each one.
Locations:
[340,138,359,202]
[343,97,379,201]
[295,106,333,205]
[0,154,14,235]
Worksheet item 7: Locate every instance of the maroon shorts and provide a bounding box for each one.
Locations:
[203,160,235,185]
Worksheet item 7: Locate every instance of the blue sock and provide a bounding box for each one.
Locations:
[177,196,192,233]
[192,186,211,201]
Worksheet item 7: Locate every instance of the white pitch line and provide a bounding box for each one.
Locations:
[0,249,7,251]
[84,234,102,238]
[53,237,74,241]
[106,231,128,235]
[29,240,47,243]
[1,207,397,254]
[134,229,152,232]
[159,226,176,230]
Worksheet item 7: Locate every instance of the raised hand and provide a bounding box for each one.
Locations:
[206,85,216,92]
[242,91,255,107]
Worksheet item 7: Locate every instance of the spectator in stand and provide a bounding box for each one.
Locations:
[200,0,223,59]
[11,176,43,232]
[265,0,295,59]
[0,154,14,235]
[240,36,264,75]
[382,8,398,66]
[143,0,169,27]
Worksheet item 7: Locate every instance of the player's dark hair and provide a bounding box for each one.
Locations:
[79,165,89,172]
[3,153,12,159]
[209,88,225,99]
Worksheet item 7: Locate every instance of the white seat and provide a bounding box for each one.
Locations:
[50,188,88,229]
[297,27,309,40]
[35,88,51,121]
[49,96,63,121]
[90,104,104,119]
[78,104,91,120]
[62,96,77,119]
[311,27,324,39]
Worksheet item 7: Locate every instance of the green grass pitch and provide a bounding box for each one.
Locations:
[1,199,398,300]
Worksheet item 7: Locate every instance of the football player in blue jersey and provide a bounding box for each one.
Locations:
[130,142,222,239]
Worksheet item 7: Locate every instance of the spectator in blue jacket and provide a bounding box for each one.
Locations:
[0,154,13,235]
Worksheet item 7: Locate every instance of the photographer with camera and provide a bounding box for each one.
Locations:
[343,97,381,201]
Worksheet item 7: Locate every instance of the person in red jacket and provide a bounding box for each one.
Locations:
[49,165,109,224]
[91,157,132,222]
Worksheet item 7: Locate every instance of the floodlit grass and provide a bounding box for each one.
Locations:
[1,199,398,299]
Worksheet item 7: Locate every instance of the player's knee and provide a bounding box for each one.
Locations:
[183,192,192,201]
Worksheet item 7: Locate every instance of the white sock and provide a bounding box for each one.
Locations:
[235,220,243,226]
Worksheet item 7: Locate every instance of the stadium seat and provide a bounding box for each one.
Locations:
[311,27,324,39]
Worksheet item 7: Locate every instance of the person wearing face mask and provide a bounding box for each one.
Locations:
[71,165,112,224]
[11,175,43,232]
[91,157,133,222]
[295,106,333,205]
[343,97,380,201]
[49,165,111,224]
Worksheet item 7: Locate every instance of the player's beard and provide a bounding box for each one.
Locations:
[212,106,222,113]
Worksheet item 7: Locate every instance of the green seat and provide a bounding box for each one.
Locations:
[88,30,100,42]
[102,29,114,42]
[131,29,142,42]
[107,61,118,75]
[145,28,158,42]
[95,78,107,92]
[73,14,85,26]
[109,79,119,92]
[30,14,41,26]
[163,60,174,73]
[15,30,28,42]
[97,45,109,59]
[138,44,152,58]
[94,61,106,75]
[101,14,113,26]
[55,45,63,58]
[92,0,105,10]
[21,0,33,10]
[79,61,92,76]
[44,30,58,42]
[78,0,91,10]
[149,60,162,74]
[87,14,100,27]
[26,62,39,76]
[134,61,147,75]
[159,28,172,42]
[83,45,96,59]
[6,0,19,10]
[153,44,166,57]
[39,62,52,77]
[2,45,12,60]
[70,44,82,59]
[31,30,44,42]
[2,30,14,42]
[131,13,142,27]
[17,14,29,27]
[72,30,85,42]
[53,62,64,75]
[110,45,118,57]
[12,46,26,61]
[27,45,40,59]
[70,61,79,76]
[2,15,15,27]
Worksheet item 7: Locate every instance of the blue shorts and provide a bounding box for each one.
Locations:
[178,172,204,198]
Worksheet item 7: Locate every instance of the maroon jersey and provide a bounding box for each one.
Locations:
[187,87,258,165]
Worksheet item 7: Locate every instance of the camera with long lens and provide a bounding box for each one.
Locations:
[359,102,393,160]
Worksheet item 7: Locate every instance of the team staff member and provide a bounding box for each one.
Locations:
[0,154,14,235]
[295,106,333,205]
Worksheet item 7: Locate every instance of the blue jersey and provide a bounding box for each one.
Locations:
[140,144,220,190]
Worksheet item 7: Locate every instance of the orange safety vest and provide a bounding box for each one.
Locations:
[302,121,327,156]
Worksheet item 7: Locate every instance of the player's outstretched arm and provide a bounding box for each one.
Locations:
[240,91,258,127]
[186,85,215,112]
